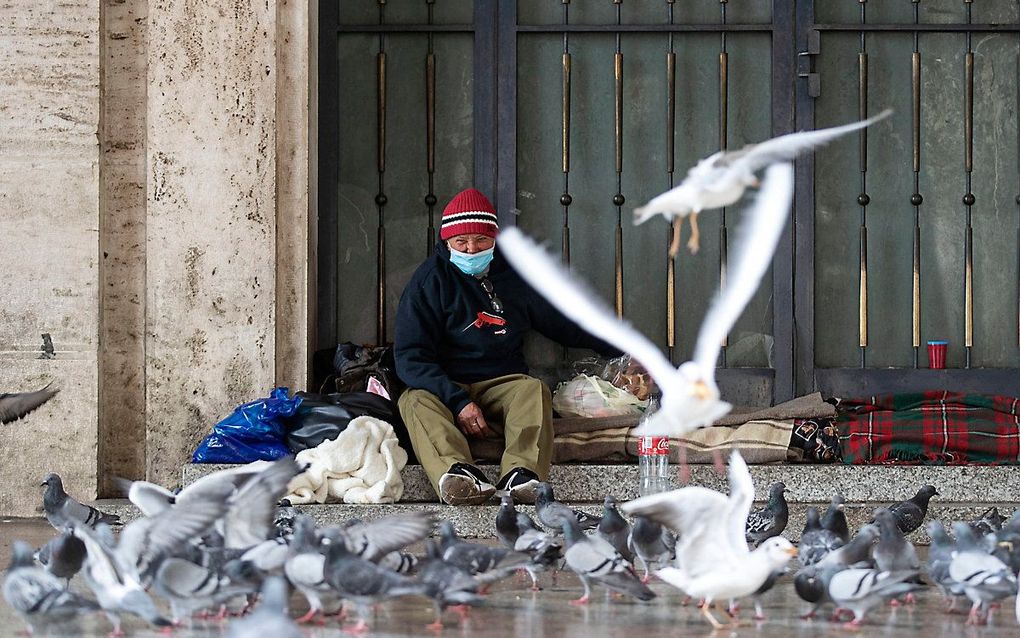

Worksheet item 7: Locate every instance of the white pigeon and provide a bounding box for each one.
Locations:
[633,109,891,255]
[619,451,798,629]
[499,162,795,445]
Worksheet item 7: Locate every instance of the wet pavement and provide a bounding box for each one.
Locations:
[3,518,1018,637]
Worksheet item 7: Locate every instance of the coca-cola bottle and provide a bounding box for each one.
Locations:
[637,395,671,496]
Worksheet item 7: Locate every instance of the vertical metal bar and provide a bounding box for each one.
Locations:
[475,0,497,210]
[562,53,571,175]
[495,1,517,229]
[964,6,974,364]
[666,19,676,361]
[793,0,816,395]
[911,2,921,366]
[718,1,729,361]
[771,0,797,402]
[318,0,340,349]
[857,3,869,362]
[613,1,624,318]
[376,25,387,344]
[561,1,572,264]
[426,43,436,253]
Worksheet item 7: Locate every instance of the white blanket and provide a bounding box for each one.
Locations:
[284,416,407,504]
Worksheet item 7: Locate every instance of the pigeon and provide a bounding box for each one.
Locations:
[822,493,850,544]
[72,523,173,633]
[926,521,965,610]
[322,539,424,633]
[378,550,420,574]
[153,556,253,623]
[884,484,938,535]
[513,513,564,591]
[0,385,59,424]
[827,568,923,627]
[872,509,921,592]
[816,524,878,570]
[535,482,600,531]
[494,493,521,550]
[283,516,345,623]
[499,163,795,452]
[749,566,788,621]
[798,506,844,567]
[627,515,676,582]
[320,510,436,563]
[560,517,655,605]
[41,472,120,530]
[4,540,99,635]
[992,511,1020,573]
[225,576,301,638]
[949,521,1018,625]
[745,482,788,547]
[416,540,487,630]
[969,506,1005,536]
[621,451,798,629]
[597,495,634,561]
[632,109,892,255]
[438,521,529,579]
[36,532,87,586]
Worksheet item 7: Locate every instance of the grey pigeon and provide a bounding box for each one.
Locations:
[968,506,1005,537]
[42,473,120,531]
[321,510,435,563]
[816,524,878,570]
[885,484,938,535]
[872,508,922,603]
[597,495,634,561]
[226,576,301,638]
[749,567,787,621]
[745,482,788,547]
[627,515,675,582]
[795,525,880,619]
[153,556,253,623]
[822,493,850,544]
[561,518,654,604]
[221,457,303,549]
[323,539,424,632]
[949,521,1018,625]
[992,511,1020,573]
[283,515,344,623]
[513,512,564,591]
[4,540,99,635]
[36,532,87,586]
[72,523,172,633]
[495,493,520,550]
[0,385,59,424]
[798,506,843,566]
[438,521,529,579]
[535,482,600,531]
[828,568,922,627]
[417,540,486,630]
[378,550,419,574]
[926,521,965,610]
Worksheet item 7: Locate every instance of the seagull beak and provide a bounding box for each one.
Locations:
[691,380,711,400]
[786,547,799,557]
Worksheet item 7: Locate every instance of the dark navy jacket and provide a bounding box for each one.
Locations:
[394,241,621,417]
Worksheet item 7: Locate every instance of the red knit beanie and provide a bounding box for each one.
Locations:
[439,188,499,240]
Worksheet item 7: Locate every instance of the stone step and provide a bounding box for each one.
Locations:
[182,462,1020,504]
[95,498,1014,545]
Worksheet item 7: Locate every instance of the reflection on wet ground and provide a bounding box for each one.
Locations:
[2,518,1017,638]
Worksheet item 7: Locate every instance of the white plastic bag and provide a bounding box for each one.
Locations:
[552,374,646,418]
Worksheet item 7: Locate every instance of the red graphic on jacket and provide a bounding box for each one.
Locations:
[462,311,507,335]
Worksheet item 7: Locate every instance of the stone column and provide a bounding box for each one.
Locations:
[0,1,101,515]
[146,0,277,487]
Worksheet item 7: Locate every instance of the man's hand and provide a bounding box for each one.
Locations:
[456,402,496,439]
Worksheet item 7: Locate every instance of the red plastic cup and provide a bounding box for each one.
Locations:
[927,340,948,369]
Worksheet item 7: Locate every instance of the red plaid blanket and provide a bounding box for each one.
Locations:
[837,391,1020,465]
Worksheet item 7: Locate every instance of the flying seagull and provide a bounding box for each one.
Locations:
[500,162,795,452]
[633,109,892,255]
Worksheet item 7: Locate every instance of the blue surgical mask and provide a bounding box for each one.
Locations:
[449,246,494,276]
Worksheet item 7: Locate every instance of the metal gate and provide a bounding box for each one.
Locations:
[317,1,1020,405]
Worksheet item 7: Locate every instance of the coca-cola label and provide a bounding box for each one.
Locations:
[638,436,669,456]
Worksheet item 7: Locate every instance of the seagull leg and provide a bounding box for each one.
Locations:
[668,219,684,257]
[753,599,766,621]
[686,212,701,254]
[699,603,727,630]
[677,446,691,484]
[904,592,916,605]
[711,449,726,476]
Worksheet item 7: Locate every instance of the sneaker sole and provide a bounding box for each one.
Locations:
[439,474,496,506]
[507,480,540,505]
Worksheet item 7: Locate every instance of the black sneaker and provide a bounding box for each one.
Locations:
[438,462,496,505]
[496,467,541,504]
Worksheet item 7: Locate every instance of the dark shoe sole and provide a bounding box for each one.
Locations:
[439,474,496,506]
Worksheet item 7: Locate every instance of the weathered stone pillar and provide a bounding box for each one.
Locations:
[0,1,101,515]
[145,0,278,487]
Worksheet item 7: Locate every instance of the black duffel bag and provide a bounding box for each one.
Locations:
[284,391,416,462]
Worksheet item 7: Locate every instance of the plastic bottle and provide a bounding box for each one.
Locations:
[637,395,671,496]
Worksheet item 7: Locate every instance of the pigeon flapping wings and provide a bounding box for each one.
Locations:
[0,385,59,424]
[326,511,435,563]
[499,162,794,439]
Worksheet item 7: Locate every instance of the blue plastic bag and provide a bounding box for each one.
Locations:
[192,387,303,463]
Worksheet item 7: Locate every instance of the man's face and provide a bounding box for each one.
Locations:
[447,234,495,254]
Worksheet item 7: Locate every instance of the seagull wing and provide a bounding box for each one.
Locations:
[722,450,754,555]
[691,162,795,372]
[726,109,892,174]
[498,227,681,388]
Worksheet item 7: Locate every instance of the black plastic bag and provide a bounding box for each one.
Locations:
[284,391,416,462]
[314,342,404,397]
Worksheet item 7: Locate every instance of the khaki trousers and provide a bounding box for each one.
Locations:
[398,373,553,496]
